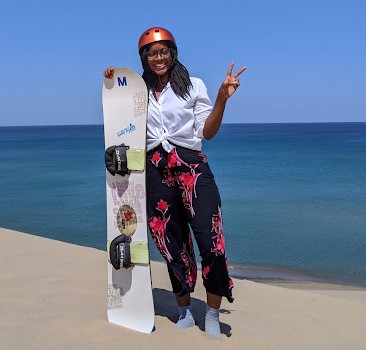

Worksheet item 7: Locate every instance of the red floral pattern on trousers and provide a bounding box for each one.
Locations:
[152,148,202,216]
[180,235,197,287]
[150,151,162,167]
[211,206,226,256]
[148,199,173,262]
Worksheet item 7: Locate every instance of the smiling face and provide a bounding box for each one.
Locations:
[146,42,172,80]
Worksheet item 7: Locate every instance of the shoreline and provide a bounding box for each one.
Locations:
[2,226,366,293]
[140,253,366,291]
[228,263,366,290]
[2,225,365,291]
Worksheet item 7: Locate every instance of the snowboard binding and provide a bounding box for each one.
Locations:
[105,143,130,176]
[108,234,132,269]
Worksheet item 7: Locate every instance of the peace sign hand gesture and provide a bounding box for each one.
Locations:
[218,63,247,101]
[203,63,247,140]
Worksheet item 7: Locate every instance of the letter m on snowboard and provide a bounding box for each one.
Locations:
[118,76,127,86]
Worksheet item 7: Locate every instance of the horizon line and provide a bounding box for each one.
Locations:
[1,121,366,128]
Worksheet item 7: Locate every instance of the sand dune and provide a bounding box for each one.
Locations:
[1,227,366,350]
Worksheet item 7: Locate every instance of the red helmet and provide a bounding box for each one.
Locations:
[138,27,176,50]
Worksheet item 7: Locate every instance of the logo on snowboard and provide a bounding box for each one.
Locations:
[117,76,127,86]
[107,284,124,309]
[117,123,136,137]
[117,204,137,236]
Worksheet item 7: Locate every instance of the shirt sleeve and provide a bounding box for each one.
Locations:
[193,78,213,139]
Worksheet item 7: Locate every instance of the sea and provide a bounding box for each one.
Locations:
[1,123,365,287]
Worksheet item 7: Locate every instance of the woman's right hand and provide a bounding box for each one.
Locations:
[103,66,115,79]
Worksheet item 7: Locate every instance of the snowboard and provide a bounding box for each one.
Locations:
[102,67,154,333]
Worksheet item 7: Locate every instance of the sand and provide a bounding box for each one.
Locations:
[1,227,366,350]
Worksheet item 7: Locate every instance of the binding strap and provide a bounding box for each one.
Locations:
[108,234,132,269]
[105,143,130,176]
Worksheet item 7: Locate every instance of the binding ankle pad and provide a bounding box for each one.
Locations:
[105,143,130,176]
[109,234,132,269]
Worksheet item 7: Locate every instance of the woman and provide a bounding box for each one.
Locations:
[104,27,246,339]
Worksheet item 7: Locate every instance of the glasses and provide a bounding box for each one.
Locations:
[147,47,171,60]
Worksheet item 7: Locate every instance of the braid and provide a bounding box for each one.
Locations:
[139,42,192,100]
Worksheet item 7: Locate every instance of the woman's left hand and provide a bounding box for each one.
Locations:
[218,63,247,101]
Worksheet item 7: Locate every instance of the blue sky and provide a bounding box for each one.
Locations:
[0,0,365,126]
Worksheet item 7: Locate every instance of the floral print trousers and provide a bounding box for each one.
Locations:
[146,144,234,303]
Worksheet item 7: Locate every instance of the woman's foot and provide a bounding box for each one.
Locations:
[205,306,221,339]
[176,306,195,329]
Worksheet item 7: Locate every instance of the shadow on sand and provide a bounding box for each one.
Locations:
[153,287,232,337]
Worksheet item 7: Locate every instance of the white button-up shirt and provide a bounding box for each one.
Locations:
[147,77,212,152]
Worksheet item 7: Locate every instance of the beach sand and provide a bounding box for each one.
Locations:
[1,227,366,350]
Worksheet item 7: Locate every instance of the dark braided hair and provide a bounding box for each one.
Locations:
[139,41,193,100]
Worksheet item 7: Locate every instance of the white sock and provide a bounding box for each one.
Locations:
[176,305,195,329]
[205,306,221,339]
